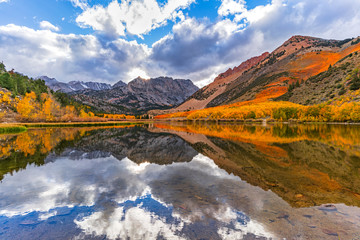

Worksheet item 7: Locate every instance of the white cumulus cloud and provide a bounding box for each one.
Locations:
[76,0,195,37]
[0,24,150,83]
[39,20,60,32]
[70,0,88,10]
[218,0,247,16]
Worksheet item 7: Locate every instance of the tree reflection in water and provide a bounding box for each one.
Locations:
[0,123,359,239]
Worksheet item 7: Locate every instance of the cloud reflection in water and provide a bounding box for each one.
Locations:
[0,153,274,239]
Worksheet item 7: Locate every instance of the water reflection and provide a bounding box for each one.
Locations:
[0,124,359,239]
[153,123,360,208]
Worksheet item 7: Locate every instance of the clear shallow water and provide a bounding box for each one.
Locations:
[0,124,360,239]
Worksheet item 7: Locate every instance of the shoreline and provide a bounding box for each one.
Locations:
[0,120,153,133]
[22,121,150,128]
[1,118,359,134]
[154,118,360,125]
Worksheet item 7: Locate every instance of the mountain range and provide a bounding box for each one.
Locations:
[40,76,198,114]
[40,34,360,116]
[38,76,113,93]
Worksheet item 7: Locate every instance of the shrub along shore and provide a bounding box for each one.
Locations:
[0,125,27,134]
[155,101,360,123]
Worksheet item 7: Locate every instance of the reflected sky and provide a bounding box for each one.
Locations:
[0,125,360,239]
[0,154,276,239]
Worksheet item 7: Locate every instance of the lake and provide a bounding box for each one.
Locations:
[0,123,359,239]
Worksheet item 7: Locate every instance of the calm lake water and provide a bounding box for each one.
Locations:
[0,123,360,240]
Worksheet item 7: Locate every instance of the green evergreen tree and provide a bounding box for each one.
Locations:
[0,62,5,73]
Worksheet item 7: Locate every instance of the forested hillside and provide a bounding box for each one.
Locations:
[0,63,134,122]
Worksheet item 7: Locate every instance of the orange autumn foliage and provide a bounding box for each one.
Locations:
[60,105,77,121]
[287,42,360,80]
[255,86,288,100]
[10,91,136,122]
[103,114,135,120]
[156,99,360,123]
[0,91,11,120]
[244,43,360,103]
[79,109,95,119]
[40,93,61,121]
[0,91,11,104]
[16,91,39,119]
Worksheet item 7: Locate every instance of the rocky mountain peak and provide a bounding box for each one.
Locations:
[133,76,147,82]
[112,80,127,89]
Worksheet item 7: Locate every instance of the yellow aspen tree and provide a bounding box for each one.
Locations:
[16,91,37,119]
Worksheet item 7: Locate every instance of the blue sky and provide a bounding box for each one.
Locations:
[0,0,359,86]
[0,0,269,45]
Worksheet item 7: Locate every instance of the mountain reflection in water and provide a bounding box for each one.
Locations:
[0,123,359,240]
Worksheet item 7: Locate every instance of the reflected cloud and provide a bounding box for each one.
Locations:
[0,153,276,239]
[0,156,146,217]
[75,206,186,240]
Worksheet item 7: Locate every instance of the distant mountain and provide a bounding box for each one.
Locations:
[68,80,112,91]
[71,76,199,114]
[38,76,112,93]
[112,80,127,88]
[38,76,74,93]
